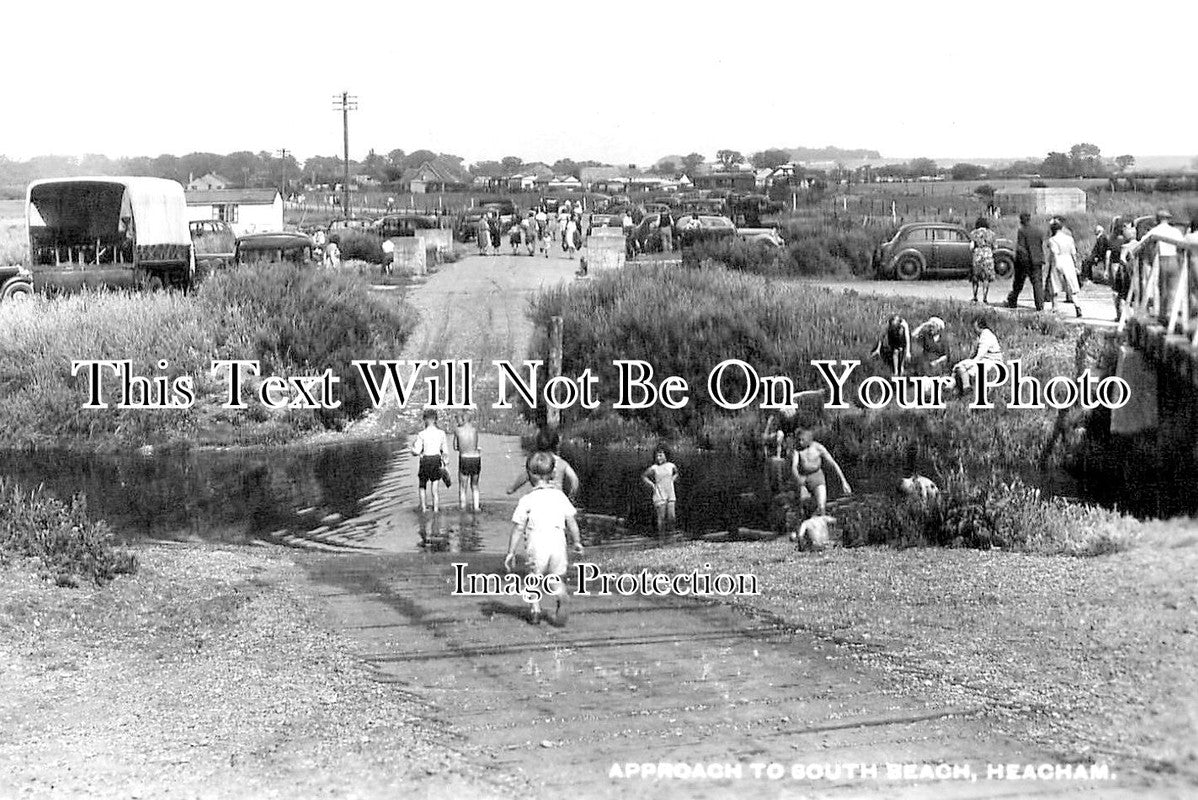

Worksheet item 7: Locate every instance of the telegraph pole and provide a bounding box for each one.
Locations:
[276,148,290,202]
[331,91,358,219]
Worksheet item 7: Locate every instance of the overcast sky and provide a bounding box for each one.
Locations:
[6,0,1193,166]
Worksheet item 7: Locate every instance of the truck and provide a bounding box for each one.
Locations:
[25,177,195,291]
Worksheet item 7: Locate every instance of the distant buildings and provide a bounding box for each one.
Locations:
[185,188,283,236]
[186,173,231,191]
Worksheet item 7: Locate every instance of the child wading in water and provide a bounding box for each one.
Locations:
[504,452,584,626]
[790,425,851,517]
[641,446,679,536]
[410,408,450,513]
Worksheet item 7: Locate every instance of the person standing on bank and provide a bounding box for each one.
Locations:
[969,217,997,304]
[1008,212,1045,311]
[1047,219,1084,318]
[790,426,852,517]
[642,446,680,537]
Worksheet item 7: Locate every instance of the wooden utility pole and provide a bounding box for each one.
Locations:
[276,148,290,202]
[331,91,358,219]
[547,316,563,431]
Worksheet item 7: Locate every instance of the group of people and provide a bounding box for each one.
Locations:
[870,312,1003,398]
[473,200,589,260]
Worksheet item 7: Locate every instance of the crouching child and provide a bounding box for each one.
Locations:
[504,452,585,626]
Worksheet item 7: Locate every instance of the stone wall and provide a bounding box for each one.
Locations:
[390,238,426,276]
[584,229,626,272]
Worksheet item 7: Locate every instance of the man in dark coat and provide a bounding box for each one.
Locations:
[1007,212,1045,311]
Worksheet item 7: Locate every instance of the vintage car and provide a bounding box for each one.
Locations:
[190,220,236,272]
[373,214,439,239]
[0,264,33,302]
[234,232,315,266]
[873,222,1015,281]
[633,213,737,252]
[26,176,195,291]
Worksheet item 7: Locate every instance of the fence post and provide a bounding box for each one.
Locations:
[547,315,563,432]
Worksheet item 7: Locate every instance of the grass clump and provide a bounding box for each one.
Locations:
[0,478,136,585]
[839,466,1138,556]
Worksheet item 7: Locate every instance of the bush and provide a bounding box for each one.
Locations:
[198,263,417,422]
[838,466,1137,556]
[333,230,387,264]
[0,478,136,585]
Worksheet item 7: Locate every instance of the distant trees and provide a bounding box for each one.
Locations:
[1040,151,1074,178]
[500,156,524,173]
[680,153,705,176]
[950,163,985,181]
[1114,154,1135,172]
[749,148,791,169]
[908,157,938,177]
[655,160,677,176]
[716,149,745,170]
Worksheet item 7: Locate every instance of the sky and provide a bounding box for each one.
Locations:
[5,0,1195,166]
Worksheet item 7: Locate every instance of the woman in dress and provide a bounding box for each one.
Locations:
[911,316,950,373]
[969,217,997,304]
[1047,219,1083,318]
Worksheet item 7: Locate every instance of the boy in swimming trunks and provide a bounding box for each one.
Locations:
[453,415,482,512]
[790,425,851,517]
[410,409,448,513]
[762,401,800,459]
[504,452,584,626]
[507,428,579,500]
[641,446,679,536]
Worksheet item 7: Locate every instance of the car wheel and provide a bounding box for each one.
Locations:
[994,254,1013,278]
[896,254,923,281]
[2,281,32,302]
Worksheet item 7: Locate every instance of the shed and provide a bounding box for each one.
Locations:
[187,173,231,191]
[993,187,1086,218]
[185,188,283,236]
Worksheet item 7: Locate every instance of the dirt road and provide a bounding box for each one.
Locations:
[291,255,1148,798]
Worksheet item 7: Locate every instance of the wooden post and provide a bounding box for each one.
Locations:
[547,315,563,431]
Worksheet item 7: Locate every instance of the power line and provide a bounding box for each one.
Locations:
[332,92,358,218]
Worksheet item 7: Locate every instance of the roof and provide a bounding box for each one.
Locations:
[580,166,625,183]
[236,232,313,249]
[186,188,280,205]
[190,172,231,184]
[402,157,469,185]
[26,177,191,247]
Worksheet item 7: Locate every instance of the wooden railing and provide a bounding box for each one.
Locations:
[1117,239,1198,345]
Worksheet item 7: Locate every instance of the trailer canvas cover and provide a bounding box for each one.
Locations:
[26,177,191,247]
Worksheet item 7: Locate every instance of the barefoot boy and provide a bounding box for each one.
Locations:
[641,446,679,536]
[504,452,584,626]
[410,409,448,513]
[453,415,481,512]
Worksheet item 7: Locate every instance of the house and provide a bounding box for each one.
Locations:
[547,175,582,191]
[187,173,231,191]
[579,166,625,189]
[401,157,470,193]
[691,172,756,192]
[185,188,283,236]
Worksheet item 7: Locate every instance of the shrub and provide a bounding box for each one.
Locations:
[974,183,996,200]
[197,263,417,422]
[838,466,1138,556]
[0,478,136,585]
[333,230,387,264]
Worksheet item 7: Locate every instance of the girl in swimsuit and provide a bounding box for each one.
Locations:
[790,426,851,516]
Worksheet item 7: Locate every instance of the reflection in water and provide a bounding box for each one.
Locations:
[419,509,486,553]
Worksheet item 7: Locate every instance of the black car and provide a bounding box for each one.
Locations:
[373,214,439,239]
[874,223,1014,281]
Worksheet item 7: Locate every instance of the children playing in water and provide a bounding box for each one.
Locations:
[641,446,679,536]
[504,452,584,626]
[790,425,852,517]
[410,408,449,513]
[453,415,481,512]
[507,428,579,500]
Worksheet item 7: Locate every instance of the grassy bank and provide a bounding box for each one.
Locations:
[595,525,1198,784]
[0,263,417,450]
[0,542,515,799]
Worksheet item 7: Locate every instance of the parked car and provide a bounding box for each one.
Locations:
[737,227,786,248]
[0,264,33,302]
[586,213,622,235]
[873,222,1014,281]
[633,213,737,252]
[190,220,236,272]
[373,214,439,238]
[234,232,315,266]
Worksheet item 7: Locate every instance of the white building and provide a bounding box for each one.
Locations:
[185,188,283,236]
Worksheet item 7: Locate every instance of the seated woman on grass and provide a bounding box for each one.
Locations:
[952,318,1004,398]
[911,316,951,374]
[789,425,851,517]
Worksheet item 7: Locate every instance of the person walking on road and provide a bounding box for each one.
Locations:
[969,217,997,304]
[1047,219,1084,318]
[476,215,490,256]
[1008,213,1045,311]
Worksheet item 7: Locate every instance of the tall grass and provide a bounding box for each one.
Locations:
[0,264,417,449]
[0,478,136,585]
[528,264,1077,478]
